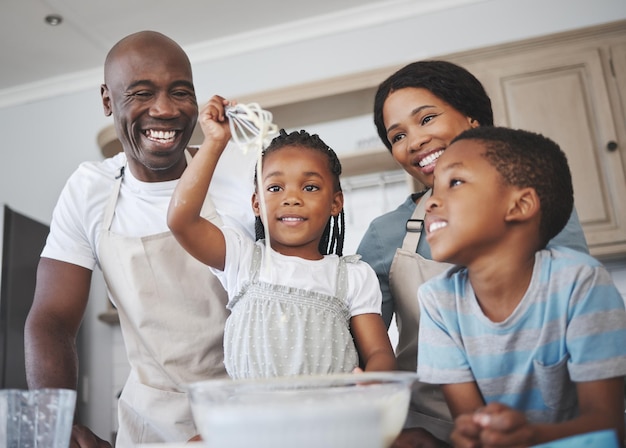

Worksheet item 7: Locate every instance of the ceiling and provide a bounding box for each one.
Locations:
[0,0,413,98]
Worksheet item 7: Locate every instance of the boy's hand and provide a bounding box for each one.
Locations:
[392,427,448,448]
[472,402,536,448]
[198,95,233,144]
[451,412,483,448]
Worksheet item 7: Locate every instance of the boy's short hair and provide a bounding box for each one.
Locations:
[452,127,574,248]
[374,60,494,151]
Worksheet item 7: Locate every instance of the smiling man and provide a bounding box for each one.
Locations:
[24,31,256,447]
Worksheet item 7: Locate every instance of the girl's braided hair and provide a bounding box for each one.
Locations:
[254,129,345,256]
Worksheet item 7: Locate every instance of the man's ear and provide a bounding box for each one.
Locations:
[505,187,540,223]
[101,84,112,117]
[251,192,261,217]
[331,191,344,217]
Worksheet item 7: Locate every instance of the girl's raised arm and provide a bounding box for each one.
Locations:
[167,96,232,270]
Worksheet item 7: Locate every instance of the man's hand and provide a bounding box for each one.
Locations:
[69,423,112,448]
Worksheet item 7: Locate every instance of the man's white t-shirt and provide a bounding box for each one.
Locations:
[42,142,257,269]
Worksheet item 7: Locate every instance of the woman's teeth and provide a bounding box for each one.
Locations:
[419,150,444,167]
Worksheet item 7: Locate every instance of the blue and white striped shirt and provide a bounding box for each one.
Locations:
[417,247,626,423]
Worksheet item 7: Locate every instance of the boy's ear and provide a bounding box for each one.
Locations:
[331,191,344,217]
[504,187,540,223]
[251,192,261,217]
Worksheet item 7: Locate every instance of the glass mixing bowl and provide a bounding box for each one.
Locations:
[188,371,417,448]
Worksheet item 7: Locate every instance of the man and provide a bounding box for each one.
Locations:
[24,31,255,447]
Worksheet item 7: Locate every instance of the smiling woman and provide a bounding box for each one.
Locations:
[356,58,591,446]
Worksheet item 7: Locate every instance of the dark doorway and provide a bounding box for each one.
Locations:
[0,205,49,388]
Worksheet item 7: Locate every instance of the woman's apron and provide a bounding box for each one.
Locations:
[388,189,454,442]
[98,155,230,445]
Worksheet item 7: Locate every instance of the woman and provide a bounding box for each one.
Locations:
[357,60,588,447]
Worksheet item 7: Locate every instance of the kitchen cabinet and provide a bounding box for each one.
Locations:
[459,22,626,259]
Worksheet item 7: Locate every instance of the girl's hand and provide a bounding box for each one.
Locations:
[198,95,234,144]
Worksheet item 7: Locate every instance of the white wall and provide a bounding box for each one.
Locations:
[1,0,625,441]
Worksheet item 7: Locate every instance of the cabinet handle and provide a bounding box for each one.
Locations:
[606,141,618,152]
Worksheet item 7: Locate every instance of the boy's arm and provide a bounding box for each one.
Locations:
[532,377,624,444]
[442,382,485,448]
[471,377,625,447]
[442,382,485,417]
[167,96,231,270]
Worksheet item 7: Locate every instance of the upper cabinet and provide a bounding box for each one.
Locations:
[458,22,626,259]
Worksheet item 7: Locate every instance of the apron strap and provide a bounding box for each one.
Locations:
[335,257,348,304]
[400,189,432,252]
[101,165,125,232]
[102,150,220,233]
[250,243,263,282]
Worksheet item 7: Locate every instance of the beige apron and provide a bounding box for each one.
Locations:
[98,153,230,445]
[388,189,454,442]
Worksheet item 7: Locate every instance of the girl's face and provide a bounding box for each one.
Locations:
[252,145,343,260]
[382,87,478,188]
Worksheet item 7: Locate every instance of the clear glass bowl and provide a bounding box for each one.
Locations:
[188,371,417,448]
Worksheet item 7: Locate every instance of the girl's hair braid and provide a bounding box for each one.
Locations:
[254,129,346,256]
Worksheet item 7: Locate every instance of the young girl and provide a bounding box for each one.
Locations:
[167,95,396,379]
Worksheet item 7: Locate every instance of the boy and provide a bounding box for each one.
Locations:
[417,127,626,447]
